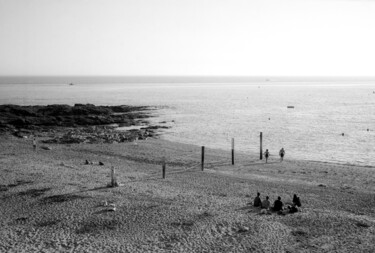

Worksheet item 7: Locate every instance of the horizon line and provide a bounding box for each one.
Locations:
[1,75,375,84]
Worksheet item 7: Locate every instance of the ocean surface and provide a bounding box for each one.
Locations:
[0,83,374,166]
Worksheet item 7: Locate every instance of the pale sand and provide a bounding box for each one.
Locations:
[0,134,374,252]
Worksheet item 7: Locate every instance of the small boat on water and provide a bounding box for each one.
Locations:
[69,83,74,86]
[287,106,294,109]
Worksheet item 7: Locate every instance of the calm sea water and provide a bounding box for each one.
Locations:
[1,83,374,166]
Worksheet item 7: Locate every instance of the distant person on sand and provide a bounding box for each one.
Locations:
[33,137,37,151]
[273,196,283,212]
[264,149,270,163]
[293,194,301,207]
[253,192,261,207]
[261,196,270,209]
[279,148,285,162]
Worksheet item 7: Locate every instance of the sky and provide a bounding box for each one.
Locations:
[0,0,375,77]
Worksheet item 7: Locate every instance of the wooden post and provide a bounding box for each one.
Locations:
[201,146,205,171]
[111,166,118,187]
[260,132,263,160]
[162,158,166,179]
[231,138,234,165]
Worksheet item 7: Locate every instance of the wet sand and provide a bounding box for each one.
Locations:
[0,134,374,252]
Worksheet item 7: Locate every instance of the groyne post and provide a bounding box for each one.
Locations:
[260,132,263,160]
[232,138,235,165]
[162,158,166,179]
[111,166,118,187]
[201,146,205,171]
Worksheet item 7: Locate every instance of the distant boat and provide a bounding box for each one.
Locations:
[287,106,295,109]
[69,83,74,86]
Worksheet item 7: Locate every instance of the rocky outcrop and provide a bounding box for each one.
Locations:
[0,104,170,144]
[0,104,150,128]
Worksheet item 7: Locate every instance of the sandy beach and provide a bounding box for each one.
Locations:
[0,134,374,252]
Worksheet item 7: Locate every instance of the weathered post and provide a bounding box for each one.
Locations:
[162,158,166,179]
[111,166,118,187]
[260,132,263,160]
[201,146,205,171]
[231,138,235,165]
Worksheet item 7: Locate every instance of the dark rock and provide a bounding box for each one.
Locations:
[0,104,151,129]
[0,104,168,144]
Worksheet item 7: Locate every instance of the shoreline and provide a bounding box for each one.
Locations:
[159,135,375,170]
[1,102,373,168]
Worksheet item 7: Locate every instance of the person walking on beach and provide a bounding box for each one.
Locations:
[279,148,285,162]
[264,149,270,163]
[32,137,37,151]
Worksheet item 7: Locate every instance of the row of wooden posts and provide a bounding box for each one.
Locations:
[161,132,265,179]
[109,132,265,184]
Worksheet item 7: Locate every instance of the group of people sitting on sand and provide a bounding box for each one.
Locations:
[253,192,301,215]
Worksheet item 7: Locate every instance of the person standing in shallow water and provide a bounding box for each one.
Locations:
[264,149,270,163]
[279,148,285,162]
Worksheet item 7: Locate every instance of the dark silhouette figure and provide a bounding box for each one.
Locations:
[293,194,301,207]
[264,149,270,163]
[253,192,261,207]
[33,137,37,151]
[273,196,283,211]
[288,204,299,213]
[279,148,285,162]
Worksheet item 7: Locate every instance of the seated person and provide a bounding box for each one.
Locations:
[273,196,283,212]
[261,196,270,209]
[253,192,261,207]
[293,194,301,207]
[288,204,299,213]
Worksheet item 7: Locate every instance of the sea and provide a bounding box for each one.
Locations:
[0,82,374,167]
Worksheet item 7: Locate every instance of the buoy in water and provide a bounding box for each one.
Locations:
[341,133,345,136]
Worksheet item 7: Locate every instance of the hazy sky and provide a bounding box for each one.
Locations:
[0,0,375,76]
